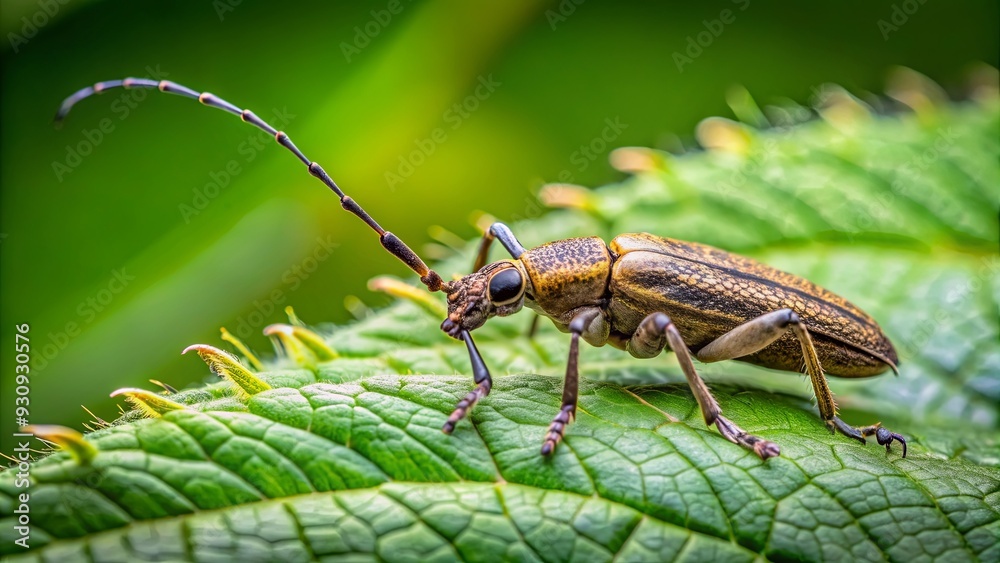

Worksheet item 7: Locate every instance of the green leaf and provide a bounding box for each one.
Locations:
[2,92,998,561]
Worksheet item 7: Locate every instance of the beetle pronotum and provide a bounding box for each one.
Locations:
[57,78,906,460]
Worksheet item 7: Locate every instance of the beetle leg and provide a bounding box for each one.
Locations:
[629,313,780,460]
[541,308,602,456]
[696,309,907,457]
[830,420,908,457]
[474,221,539,339]
[526,314,541,339]
[473,222,526,271]
[442,330,492,434]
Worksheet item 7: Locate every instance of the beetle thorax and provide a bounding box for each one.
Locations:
[518,237,613,325]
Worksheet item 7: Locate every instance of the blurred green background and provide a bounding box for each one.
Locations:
[1,0,997,454]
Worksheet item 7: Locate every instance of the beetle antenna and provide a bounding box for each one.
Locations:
[55,78,449,293]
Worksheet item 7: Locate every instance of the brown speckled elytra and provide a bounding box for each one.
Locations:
[56,78,906,460]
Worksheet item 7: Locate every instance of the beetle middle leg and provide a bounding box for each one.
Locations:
[628,313,781,459]
[696,309,906,457]
[541,308,605,456]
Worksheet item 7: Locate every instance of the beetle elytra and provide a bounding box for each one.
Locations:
[57,78,906,460]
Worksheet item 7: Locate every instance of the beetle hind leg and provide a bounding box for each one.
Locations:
[696,308,907,457]
[831,419,907,457]
[629,312,781,460]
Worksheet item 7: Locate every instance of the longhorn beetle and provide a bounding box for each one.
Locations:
[56,78,907,460]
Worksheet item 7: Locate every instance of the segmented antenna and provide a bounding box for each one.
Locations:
[56,78,448,293]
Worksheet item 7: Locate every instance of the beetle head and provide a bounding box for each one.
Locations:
[440,260,528,339]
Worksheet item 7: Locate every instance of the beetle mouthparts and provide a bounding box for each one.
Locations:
[440,318,463,339]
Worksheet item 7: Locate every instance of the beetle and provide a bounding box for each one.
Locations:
[56,78,906,460]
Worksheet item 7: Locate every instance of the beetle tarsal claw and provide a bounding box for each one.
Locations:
[714,415,780,460]
[754,440,781,460]
[831,418,906,455]
[875,426,907,458]
[442,381,490,434]
[540,404,576,457]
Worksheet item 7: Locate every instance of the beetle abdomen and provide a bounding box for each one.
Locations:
[607,233,898,377]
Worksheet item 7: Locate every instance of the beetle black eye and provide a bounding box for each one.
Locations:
[488,268,523,304]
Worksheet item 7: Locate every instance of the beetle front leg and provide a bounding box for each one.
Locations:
[442,330,493,434]
[696,309,906,457]
[473,222,526,271]
[629,313,781,460]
